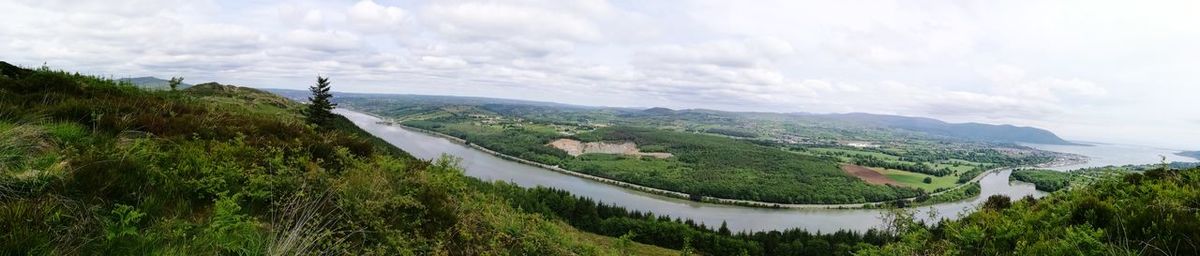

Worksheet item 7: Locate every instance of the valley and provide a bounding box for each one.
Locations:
[311,92,1073,206]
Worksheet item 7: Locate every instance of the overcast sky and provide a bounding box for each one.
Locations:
[2,0,1198,149]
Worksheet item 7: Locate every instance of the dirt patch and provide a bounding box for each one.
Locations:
[840,164,900,185]
[548,138,673,159]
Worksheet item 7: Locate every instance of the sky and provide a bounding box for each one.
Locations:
[2,0,1198,149]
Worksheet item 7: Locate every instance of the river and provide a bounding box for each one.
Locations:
[1022,142,1197,171]
[339,109,1048,233]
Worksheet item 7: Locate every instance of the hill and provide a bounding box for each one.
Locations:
[117,76,192,90]
[862,167,1200,255]
[1177,150,1200,160]
[307,92,1071,145]
[818,113,1077,145]
[0,62,678,255]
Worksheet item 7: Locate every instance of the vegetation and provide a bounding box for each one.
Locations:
[168,77,183,91]
[0,62,674,255]
[1010,169,1073,192]
[476,181,899,256]
[862,167,1200,255]
[404,116,924,204]
[1011,168,1128,192]
[326,94,1066,204]
[909,183,981,207]
[304,76,336,129]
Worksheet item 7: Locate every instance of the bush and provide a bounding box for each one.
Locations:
[982,195,1011,211]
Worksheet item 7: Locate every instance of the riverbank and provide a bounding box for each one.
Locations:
[361,110,1008,209]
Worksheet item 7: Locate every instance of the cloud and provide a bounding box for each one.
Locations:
[280,29,364,53]
[2,0,1197,147]
[347,0,410,34]
[421,1,603,42]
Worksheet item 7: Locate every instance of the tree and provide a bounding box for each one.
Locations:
[922,177,933,184]
[305,76,337,128]
[168,77,184,91]
[718,221,731,236]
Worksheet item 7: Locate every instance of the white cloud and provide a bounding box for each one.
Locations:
[347,0,409,34]
[422,1,603,42]
[1,0,1197,148]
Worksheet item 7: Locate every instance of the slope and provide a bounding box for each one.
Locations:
[861,167,1200,255]
[0,62,674,255]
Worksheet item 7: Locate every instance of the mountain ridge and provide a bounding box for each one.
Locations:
[258,88,1071,145]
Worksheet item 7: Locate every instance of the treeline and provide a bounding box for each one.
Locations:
[472,181,896,256]
[955,166,989,183]
[705,127,758,138]
[851,158,952,176]
[1009,169,1072,192]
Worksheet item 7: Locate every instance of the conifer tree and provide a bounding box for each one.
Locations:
[305,76,337,128]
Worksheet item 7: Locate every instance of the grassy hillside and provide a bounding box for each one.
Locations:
[0,62,675,255]
[861,167,1200,255]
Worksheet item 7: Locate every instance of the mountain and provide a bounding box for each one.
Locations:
[262,88,587,109]
[117,76,191,90]
[1178,151,1200,160]
[817,113,1078,145]
[294,91,1073,145]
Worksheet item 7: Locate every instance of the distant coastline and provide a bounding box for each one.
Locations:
[1178,151,1200,161]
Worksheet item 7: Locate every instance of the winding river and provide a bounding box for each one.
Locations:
[338,109,1046,233]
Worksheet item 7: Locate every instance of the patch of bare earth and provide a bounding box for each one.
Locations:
[547,138,672,158]
[840,164,900,185]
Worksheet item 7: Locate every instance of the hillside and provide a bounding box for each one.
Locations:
[117,76,191,90]
[862,167,1200,255]
[0,62,676,255]
[816,113,1075,145]
[1178,150,1200,160]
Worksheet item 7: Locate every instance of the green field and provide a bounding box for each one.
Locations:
[876,168,960,192]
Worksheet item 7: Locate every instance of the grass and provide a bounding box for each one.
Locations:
[877,168,959,192]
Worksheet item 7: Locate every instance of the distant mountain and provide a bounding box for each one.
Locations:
[818,113,1077,145]
[117,76,191,90]
[262,88,591,109]
[1178,151,1200,160]
[258,90,1074,145]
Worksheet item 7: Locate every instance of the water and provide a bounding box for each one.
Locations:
[339,109,1045,233]
[1022,142,1196,171]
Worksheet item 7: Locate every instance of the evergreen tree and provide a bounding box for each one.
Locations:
[718,221,731,236]
[305,76,337,128]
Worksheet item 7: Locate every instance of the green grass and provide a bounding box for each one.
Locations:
[807,148,900,161]
[877,168,959,192]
